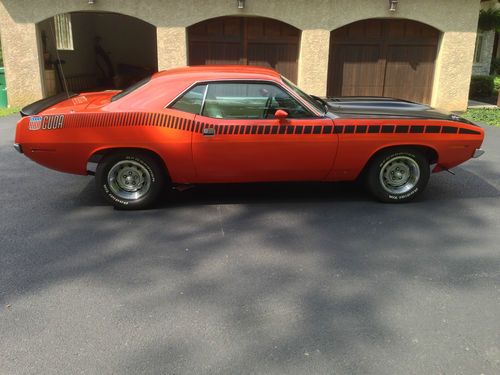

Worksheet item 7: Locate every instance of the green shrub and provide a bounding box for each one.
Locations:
[469,75,494,98]
[0,108,19,117]
[491,58,500,75]
[494,75,500,95]
[478,8,500,31]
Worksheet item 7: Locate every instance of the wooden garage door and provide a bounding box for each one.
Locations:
[327,19,440,103]
[188,17,300,82]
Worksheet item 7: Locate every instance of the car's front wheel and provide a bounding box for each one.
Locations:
[95,151,167,210]
[365,149,430,203]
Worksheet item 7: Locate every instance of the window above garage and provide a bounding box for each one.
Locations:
[474,31,485,64]
[54,13,74,51]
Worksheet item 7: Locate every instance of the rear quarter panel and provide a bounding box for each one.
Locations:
[328,118,484,181]
[16,109,197,182]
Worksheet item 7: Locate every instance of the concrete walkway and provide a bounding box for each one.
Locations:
[468,99,498,109]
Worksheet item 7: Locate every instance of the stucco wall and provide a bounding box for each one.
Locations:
[0,0,480,110]
[156,27,187,72]
[0,1,45,105]
[298,30,330,97]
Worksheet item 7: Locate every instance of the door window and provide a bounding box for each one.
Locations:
[171,84,207,114]
[202,82,313,119]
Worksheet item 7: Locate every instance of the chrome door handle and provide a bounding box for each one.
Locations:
[203,128,215,136]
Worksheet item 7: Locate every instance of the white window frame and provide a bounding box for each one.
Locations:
[474,31,484,64]
[54,13,74,51]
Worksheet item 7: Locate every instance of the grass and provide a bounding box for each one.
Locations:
[462,108,500,127]
[0,107,19,117]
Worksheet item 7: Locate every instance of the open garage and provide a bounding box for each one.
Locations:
[37,12,158,95]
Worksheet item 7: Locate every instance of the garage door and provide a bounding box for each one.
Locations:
[188,17,300,82]
[327,19,440,103]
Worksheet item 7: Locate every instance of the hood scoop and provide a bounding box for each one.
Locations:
[326,97,430,111]
[324,96,458,121]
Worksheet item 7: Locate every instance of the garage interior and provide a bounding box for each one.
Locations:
[37,12,158,96]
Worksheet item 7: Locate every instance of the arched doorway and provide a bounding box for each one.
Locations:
[327,19,440,103]
[188,16,300,82]
[37,12,157,95]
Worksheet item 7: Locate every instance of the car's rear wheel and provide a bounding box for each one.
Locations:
[96,151,167,210]
[365,149,430,203]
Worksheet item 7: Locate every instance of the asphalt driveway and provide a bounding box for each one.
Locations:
[1,114,499,374]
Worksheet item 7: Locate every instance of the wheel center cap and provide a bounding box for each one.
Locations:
[118,168,144,191]
[108,160,152,200]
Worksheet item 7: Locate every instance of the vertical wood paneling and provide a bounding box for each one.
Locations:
[188,17,300,82]
[327,19,439,103]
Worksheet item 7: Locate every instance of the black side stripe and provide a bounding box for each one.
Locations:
[410,125,424,133]
[50,113,482,138]
[426,126,441,133]
[344,125,355,134]
[459,128,481,135]
[442,126,458,134]
[356,125,367,133]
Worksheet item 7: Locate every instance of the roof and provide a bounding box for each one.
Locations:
[153,65,282,81]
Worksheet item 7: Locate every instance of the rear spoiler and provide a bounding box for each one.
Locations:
[20,92,78,117]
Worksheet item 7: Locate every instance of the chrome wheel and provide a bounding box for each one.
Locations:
[379,156,420,195]
[107,160,151,200]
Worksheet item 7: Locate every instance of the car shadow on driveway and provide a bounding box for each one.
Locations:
[75,163,500,210]
[3,128,500,373]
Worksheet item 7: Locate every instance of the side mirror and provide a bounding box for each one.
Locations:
[274,109,288,119]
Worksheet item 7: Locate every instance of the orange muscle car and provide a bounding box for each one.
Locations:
[14,66,485,209]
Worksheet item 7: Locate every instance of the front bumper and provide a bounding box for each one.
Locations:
[472,148,485,158]
[13,143,23,154]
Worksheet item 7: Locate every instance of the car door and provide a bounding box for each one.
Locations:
[184,81,338,183]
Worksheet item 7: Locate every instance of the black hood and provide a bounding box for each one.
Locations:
[323,96,476,125]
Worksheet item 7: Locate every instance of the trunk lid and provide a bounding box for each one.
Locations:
[21,91,119,116]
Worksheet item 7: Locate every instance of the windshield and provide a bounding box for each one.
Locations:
[281,76,326,115]
[111,75,152,102]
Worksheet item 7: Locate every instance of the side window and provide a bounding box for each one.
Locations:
[267,87,312,119]
[171,84,207,114]
[202,82,313,119]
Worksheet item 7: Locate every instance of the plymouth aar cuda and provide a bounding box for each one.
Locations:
[14,66,485,209]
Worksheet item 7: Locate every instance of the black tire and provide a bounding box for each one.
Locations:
[95,151,167,210]
[365,148,430,203]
